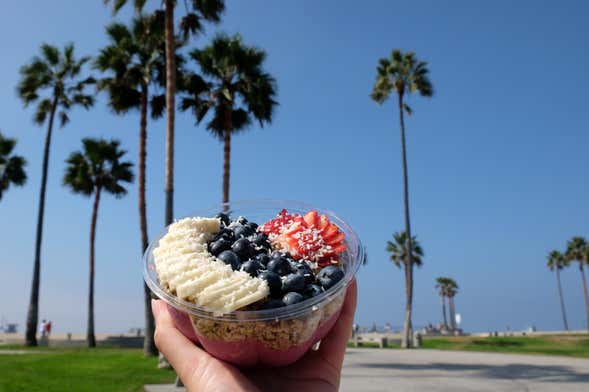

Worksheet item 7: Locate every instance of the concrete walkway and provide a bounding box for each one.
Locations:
[145,349,589,391]
[0,349,50,355]
[341,348,589,391]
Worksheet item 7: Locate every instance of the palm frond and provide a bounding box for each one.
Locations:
[63,138,134,197]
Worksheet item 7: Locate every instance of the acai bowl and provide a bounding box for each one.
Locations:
[143,200,363,367]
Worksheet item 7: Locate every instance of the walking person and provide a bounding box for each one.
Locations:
[38,319,47,345]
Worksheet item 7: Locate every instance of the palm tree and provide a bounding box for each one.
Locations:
[547,250,569,331]
[0,132,27,201]
[435,277,450,329]
[565,236,589,330]
[105,0,225,225]
[385,231,424,348]
[371,50,433,348]
[17,43,95,346]
[94,14,168,357]
[445,278,459,332]
[180,34,277,203]
[63,138,134,347]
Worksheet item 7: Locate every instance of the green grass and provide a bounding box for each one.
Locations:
[0,347,175,392]
[421,334,589,358]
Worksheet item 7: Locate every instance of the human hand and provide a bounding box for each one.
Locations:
[152,279,357,392]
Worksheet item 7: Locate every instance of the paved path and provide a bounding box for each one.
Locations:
[341,349,589,391]
[0,349,50,355]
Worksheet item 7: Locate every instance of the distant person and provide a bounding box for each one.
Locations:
[39,319,47,339]
[46,321,52,337]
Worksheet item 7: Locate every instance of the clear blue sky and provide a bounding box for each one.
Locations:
[1,0,588,334]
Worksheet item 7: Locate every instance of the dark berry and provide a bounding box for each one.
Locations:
[252,233,269,246]
[267,257,292,276]
[214,228,235,242]
[215,212,230,226]
[317,265,345,290]
[209,238,231,256]
[304,284,323,298]
[246,222,259,230]
[291,262,315,284]
[231,238,253,260]
[235,216,248,225]
[217,250,241,270]
[282,273,306,293]
[255,253,271,267]
[283,292,304,306]
[240,260,262,277]
[271,250,285,260]
[233,224,254,239]
[253,245,270,256]
[260,298,285,309]
[258,271,282,297]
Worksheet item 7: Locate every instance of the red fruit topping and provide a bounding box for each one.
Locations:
[260,209,347,267]
[259,209,298,239]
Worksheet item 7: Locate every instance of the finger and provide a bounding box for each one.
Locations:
[151,300,214,379]
[316,279,357,364]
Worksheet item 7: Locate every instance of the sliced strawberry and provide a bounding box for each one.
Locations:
[263,209,347,266]
[321,223,339,239]
[330,243,348,254]
[318,214,330,230]
[303,210,319,227]
[324,232,344,245]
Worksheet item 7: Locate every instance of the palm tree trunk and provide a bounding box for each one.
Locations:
[88,185,101,348]
[449,297,456,331]
[441,295,448,328]
[580,263,589,331]
[139,86,157,356]
[25,96,58,346]
[164,0,175,226]
[556,267,569,331]
[160,2,176,371]
[222,108,232,204]
[398,91,414,348]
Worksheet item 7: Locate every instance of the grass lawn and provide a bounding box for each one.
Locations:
[421,334,589,358]
[0,346,175,392]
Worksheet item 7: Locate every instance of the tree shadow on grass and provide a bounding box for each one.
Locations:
[356,362,589,383]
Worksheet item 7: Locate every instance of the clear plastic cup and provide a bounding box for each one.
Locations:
[143,200,364,367]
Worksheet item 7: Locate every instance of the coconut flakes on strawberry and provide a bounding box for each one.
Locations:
[259,209,347,267]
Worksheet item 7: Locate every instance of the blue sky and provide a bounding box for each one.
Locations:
[1,0,588,334]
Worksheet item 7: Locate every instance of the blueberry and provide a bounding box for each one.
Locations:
[240,260,262,277]
[291,262,315,284]
[317,266,345,290]
[215,212,230,226]
[233,224,254,239]
[260,298,285,309]
[271,251,285,260]
[255,253,271,267]
[282,273,306,293]
[252,233,269,246]
[253,245,270,256]
[231,238,254,260]
[267,257,292,276]
[214,228,235,242]
[304,284,323,298]
[209,238,231,256]
[217,250,241,270]
[235,216,248,225]
[283,292,304,306]
[258,271,282,296]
